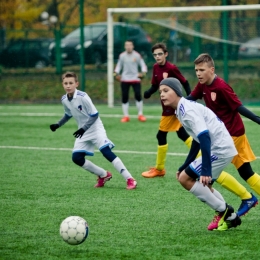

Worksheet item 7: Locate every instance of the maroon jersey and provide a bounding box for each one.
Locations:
[191,76,244,136]
[152,61,187,116]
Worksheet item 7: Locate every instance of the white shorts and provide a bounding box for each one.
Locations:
[72,128,114,156]
[189,155,234,180]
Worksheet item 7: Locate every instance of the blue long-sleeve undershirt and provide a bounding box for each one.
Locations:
[178,131,212,177]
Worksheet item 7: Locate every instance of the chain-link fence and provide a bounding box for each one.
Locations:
[1,15,260,104]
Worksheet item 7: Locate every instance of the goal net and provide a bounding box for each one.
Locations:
[107,5,260,107]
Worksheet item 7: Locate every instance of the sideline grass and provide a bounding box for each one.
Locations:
[0,105,260,260]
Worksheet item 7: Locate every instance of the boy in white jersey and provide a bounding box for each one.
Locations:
[159,77,241,231]
[50,71,137,190]
[114,40,147,122]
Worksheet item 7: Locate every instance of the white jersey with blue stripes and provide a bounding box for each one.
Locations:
[176,97,237,159]
[61,89,104,133]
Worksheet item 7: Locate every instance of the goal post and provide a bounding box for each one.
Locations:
[107,4,260,107]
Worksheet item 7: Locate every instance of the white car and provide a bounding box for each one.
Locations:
[238,37,260,58]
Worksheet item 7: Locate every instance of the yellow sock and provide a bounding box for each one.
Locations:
[156,144,168,171]
[217,171,251,200]
[247,173,260,195]
[184,136,201,158]
[184,136,192,148]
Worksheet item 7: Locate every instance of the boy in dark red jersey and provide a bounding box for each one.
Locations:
[142,43,193,178]
[188,53,259,216]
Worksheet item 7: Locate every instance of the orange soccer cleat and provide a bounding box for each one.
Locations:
[141,167,166,178]
[121,116,130,123]
[138,115,146,122]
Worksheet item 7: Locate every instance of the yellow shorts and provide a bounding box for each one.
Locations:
[159,115,182,132]
[231,134,256,169]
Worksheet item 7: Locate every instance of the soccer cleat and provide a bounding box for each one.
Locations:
[138,115,146,122]
[94,172,112,188]
[141,167,166,178]
[207,204,234,231]
[126,178,137,190]
[237,193,258,217]
[217,215,242,231]
[120,116,130,123]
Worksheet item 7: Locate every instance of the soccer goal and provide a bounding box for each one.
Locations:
[107,4,260,107]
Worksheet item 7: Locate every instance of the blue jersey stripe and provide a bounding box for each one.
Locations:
[197,130,209,138]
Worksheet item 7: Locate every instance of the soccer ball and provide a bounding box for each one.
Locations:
[60,216,89,245]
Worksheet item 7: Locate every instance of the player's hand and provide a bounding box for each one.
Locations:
[113,73,121,82]
[73,128,85,138]
[200,176,212,186]
[144,90,151,99]
[138,72,146,79]
[176,171,181,181]
[50,124,59,132]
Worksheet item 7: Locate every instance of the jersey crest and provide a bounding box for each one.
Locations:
[211,92,217,101]
[163,72,168,79]
[78,105,82,111]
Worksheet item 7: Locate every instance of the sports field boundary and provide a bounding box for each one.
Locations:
[0,112,257,122]
[0,145,259,159]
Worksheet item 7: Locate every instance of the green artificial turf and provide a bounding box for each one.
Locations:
[0,105,260,260]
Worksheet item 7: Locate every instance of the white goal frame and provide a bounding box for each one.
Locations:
[107,4,260,107]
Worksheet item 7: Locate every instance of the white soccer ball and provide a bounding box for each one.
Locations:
[60,216,89,245]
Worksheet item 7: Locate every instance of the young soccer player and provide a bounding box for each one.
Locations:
[187,53,259,216]
[49,71,137,190]
[114,40,147,122]
[142,43,193,178]
[159,77,241,231]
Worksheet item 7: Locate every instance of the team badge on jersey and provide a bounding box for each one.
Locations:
[211,92,217,101]
[163,72,168,79]
[78,105,82,111]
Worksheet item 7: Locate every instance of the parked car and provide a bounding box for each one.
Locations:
[238,37,260,58]
[49,22,152,66]
[0,38,53,68]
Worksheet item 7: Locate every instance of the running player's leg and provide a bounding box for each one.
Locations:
[96,133,137,190]
[121,82,131,122]
[132,82,146,122]
[216,170,257,216]
[186,155,241,231]
[142,130,168,178]
[232,134,260,195]
[177,126,201,157]
[176,126,192,148]
[178,164,236,231]
[72,136,111,188]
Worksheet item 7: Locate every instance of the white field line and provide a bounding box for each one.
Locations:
[0,145,259,159]
[0,112,257,121]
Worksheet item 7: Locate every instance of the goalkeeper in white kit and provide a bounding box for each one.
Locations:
[114,40,147,122]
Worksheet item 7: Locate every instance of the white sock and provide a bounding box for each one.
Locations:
[227,213,237,221]
[112,157,132,180]
[135,100,143,116]
[122,103,129,117]
[212,188,225,202]
[82,160,107,177]
[190,181,226,212]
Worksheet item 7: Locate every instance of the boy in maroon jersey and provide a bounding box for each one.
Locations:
[142,43,193,178]
[187,53,259,216]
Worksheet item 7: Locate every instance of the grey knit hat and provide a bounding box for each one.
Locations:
[159,77,183,97]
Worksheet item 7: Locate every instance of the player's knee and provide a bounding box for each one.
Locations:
[176,126,190,142]
[100,146,117,162]
[135,93,142,102]
[178,171,188,185]
[72,152,85,167]
[156,130,167,145]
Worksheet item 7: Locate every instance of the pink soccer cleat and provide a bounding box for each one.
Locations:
[94,172,112,188]
[126,178,137,190]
